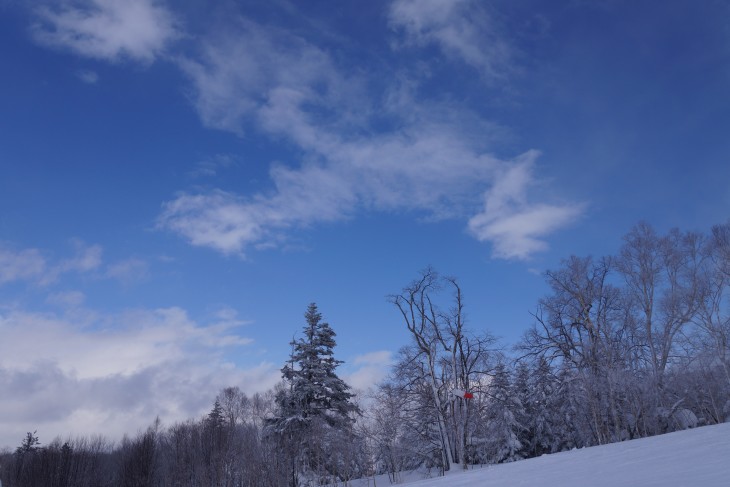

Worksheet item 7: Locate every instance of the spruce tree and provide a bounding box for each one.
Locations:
[527,357,558,456]
[15,431,41,455]
[485,363,524,463]
[279,303,358,427]
[269,303,359,483]
[512,362,532,458]
[207,399,225,430]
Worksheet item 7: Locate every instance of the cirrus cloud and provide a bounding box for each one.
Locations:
[162,6,582,260]
[30,0,180,63]
[162,21,542,257]
[388,0,514,80]
[20,0,584,261]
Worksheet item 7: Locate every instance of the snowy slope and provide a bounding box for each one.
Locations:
[358,423,730,487]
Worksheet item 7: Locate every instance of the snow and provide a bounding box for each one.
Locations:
[351,422,730,487]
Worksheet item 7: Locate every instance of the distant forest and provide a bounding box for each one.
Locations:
[2,221,729,487]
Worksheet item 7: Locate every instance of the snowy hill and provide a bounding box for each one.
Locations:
[355,422,730,487]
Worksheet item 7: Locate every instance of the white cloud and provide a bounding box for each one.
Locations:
[353,351,393,366]
[344,351,394,392]
[188,154,236,179]
[106,257,148,283]
[0,242,104,286]
[160,13,582,260]
[31,0,179,63]
[0,305,278,449]
[162,85,576,260]
[0,245,46,284]
[0,241,157,288]
[76,69,99,84]
[159,190,277,255]
[388,0,513,80]
[46,290,87,308]
[41,241,103,284]
[468,153,585,259]
[59,241,103,273]
[177,18,346,135]
[158,119,504,255]
[163,24,505,254]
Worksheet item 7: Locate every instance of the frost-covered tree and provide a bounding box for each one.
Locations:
[618,223,706,386]
[552,363,593,449]
[512,362,532,458]
[278,303,358,427]
[269,303,359,485]
[525,357,560,455]
[388,268,499,471]
[366,381,425,481]
[484,363,523,463]
[216,386,250,427]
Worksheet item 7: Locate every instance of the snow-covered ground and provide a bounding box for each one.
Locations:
[352,422,730,487]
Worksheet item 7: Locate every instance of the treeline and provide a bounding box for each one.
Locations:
[368,221,730,475]
[0,305,367,487]
[1,221,728,486]
[0,390,289,487]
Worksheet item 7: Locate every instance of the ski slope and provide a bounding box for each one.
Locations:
[358,422,730,487]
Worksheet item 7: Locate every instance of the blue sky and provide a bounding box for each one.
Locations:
[1,0,729,448]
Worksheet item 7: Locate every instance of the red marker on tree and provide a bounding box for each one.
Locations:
[452,389,474,399]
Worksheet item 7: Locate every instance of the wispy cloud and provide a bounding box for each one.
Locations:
[30,0,179,63]
[344,351,394,392]
[46,290,87,308]
[159,190,277,255]
[164,24,498,254]
[0,245,46,284]
[0,305,277,448]
[20,1,580,260]
[59,241,103,273]
[388,0,513,80]
[1,242,103,286]
[177,18,347,135]
[41,241,103,285]
[158,120,504,255]
[76,69,99,84]
[105,257,149,283]
[0,241,154,287]
[468,153,586,259]
[160,15,580,260]
[188,154,237,179]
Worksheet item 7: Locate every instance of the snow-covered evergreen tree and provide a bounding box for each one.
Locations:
[268,303,359,484]
[526,357,559,456]
[279,303,358,427]
[484,363,524,463]
[512,362,532,458]
[552,364,589,450]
